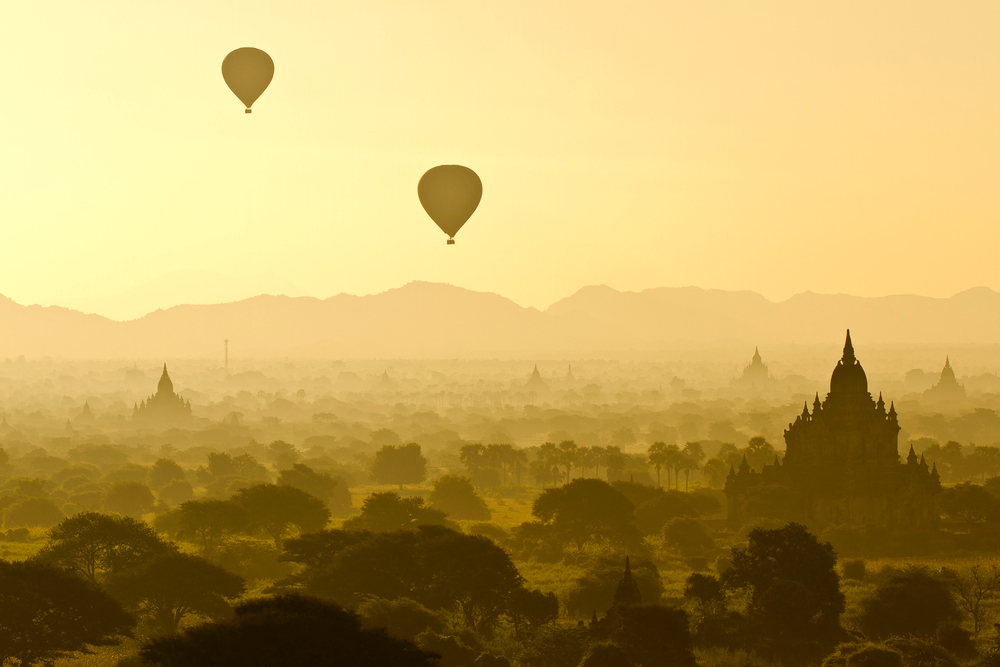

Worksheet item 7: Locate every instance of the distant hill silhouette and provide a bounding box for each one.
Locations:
[2,283,1000,358]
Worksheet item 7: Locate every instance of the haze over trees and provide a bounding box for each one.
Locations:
[3,351,1000,667]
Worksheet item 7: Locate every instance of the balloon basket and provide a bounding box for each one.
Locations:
[245,108,252,114]
[447,239,455,245]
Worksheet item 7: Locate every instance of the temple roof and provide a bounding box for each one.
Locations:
[157,364,174,396]
[830,329,868,395]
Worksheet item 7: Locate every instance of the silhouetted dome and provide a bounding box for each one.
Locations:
[940,357,957,385]
[157,364,174,396]
[830,330,868,395]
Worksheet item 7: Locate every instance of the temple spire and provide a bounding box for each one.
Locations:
[843,330,856,363]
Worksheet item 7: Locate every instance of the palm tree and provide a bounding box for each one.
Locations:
[682,442,706,489]
[648,442,669,487]
[664,444,682,489]
[558,440,578,484]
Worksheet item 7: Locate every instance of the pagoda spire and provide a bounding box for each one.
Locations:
[843,330,856,363]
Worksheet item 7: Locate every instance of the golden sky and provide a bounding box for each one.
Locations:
[1,1,998,319]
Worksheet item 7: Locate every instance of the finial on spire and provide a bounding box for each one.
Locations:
[843,330,856,363]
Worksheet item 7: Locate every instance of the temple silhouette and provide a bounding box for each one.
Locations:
[525,364,549,393]
[589,557,642,636]
[133,365,192,426]
[731,346,771,391]
[923,356,967,402]
[726,331,940,528]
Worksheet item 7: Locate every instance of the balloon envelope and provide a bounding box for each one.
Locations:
[222,48,274,112]
[417,165,482,242]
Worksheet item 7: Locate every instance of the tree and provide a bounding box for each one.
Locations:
[855,566,961,640]
[104,463,151,484]
[232,484,331,548]
[564,556,664,617]
[0,447,11,478]
[681,442,706,490]
[614,604,698,667]
[510,588,559,637]
[356,596,445,641]
[278,463,352,515]
[744,436,777,471]
[371,443,427,488]
[280,528,375,569]
[660,444,682,489]
[140,594,438,667]
[580,643,630,667]
[662,517,715,557]
[148,458,186,490]
[516,625,589,667]
[940,482,1000,523]
[485,443,517,487]
[207,452,238,478]
[633,490,719,535]
[532,478,639,551]
[530,443,562,487]
[176,499,250,557]
[107,552,245,635]
[510,448,528,487]
[0,559,134,666]
[946,559,1000,640]
[304,526,526,634]
[34,512,173,583]
[428,474,491,520]
[267,440,300,471]
[461,443,500,489]
[342,492,449,533]
[417,527,527,633]
[648,442,670,487]
[2,496,64,528]
[558,440,578,484]
[702,458,727,488]
[684,572,724,608]
[723,523,845,662]
[159,478,195,506]
[969,445,1000,480]
[103,480,156,518]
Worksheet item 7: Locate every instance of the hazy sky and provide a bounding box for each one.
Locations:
[2,2,998,319]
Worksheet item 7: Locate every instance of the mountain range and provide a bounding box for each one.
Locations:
[2,282,999,359]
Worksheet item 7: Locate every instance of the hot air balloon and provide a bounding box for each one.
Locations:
[417,165,482,244]
[222,48,274,113]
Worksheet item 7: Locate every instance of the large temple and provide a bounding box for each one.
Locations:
[923,357,966,402]
[731,347,771,390]
[133,365,192,427]
[525,365,549,393]
[725,331,940,529]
